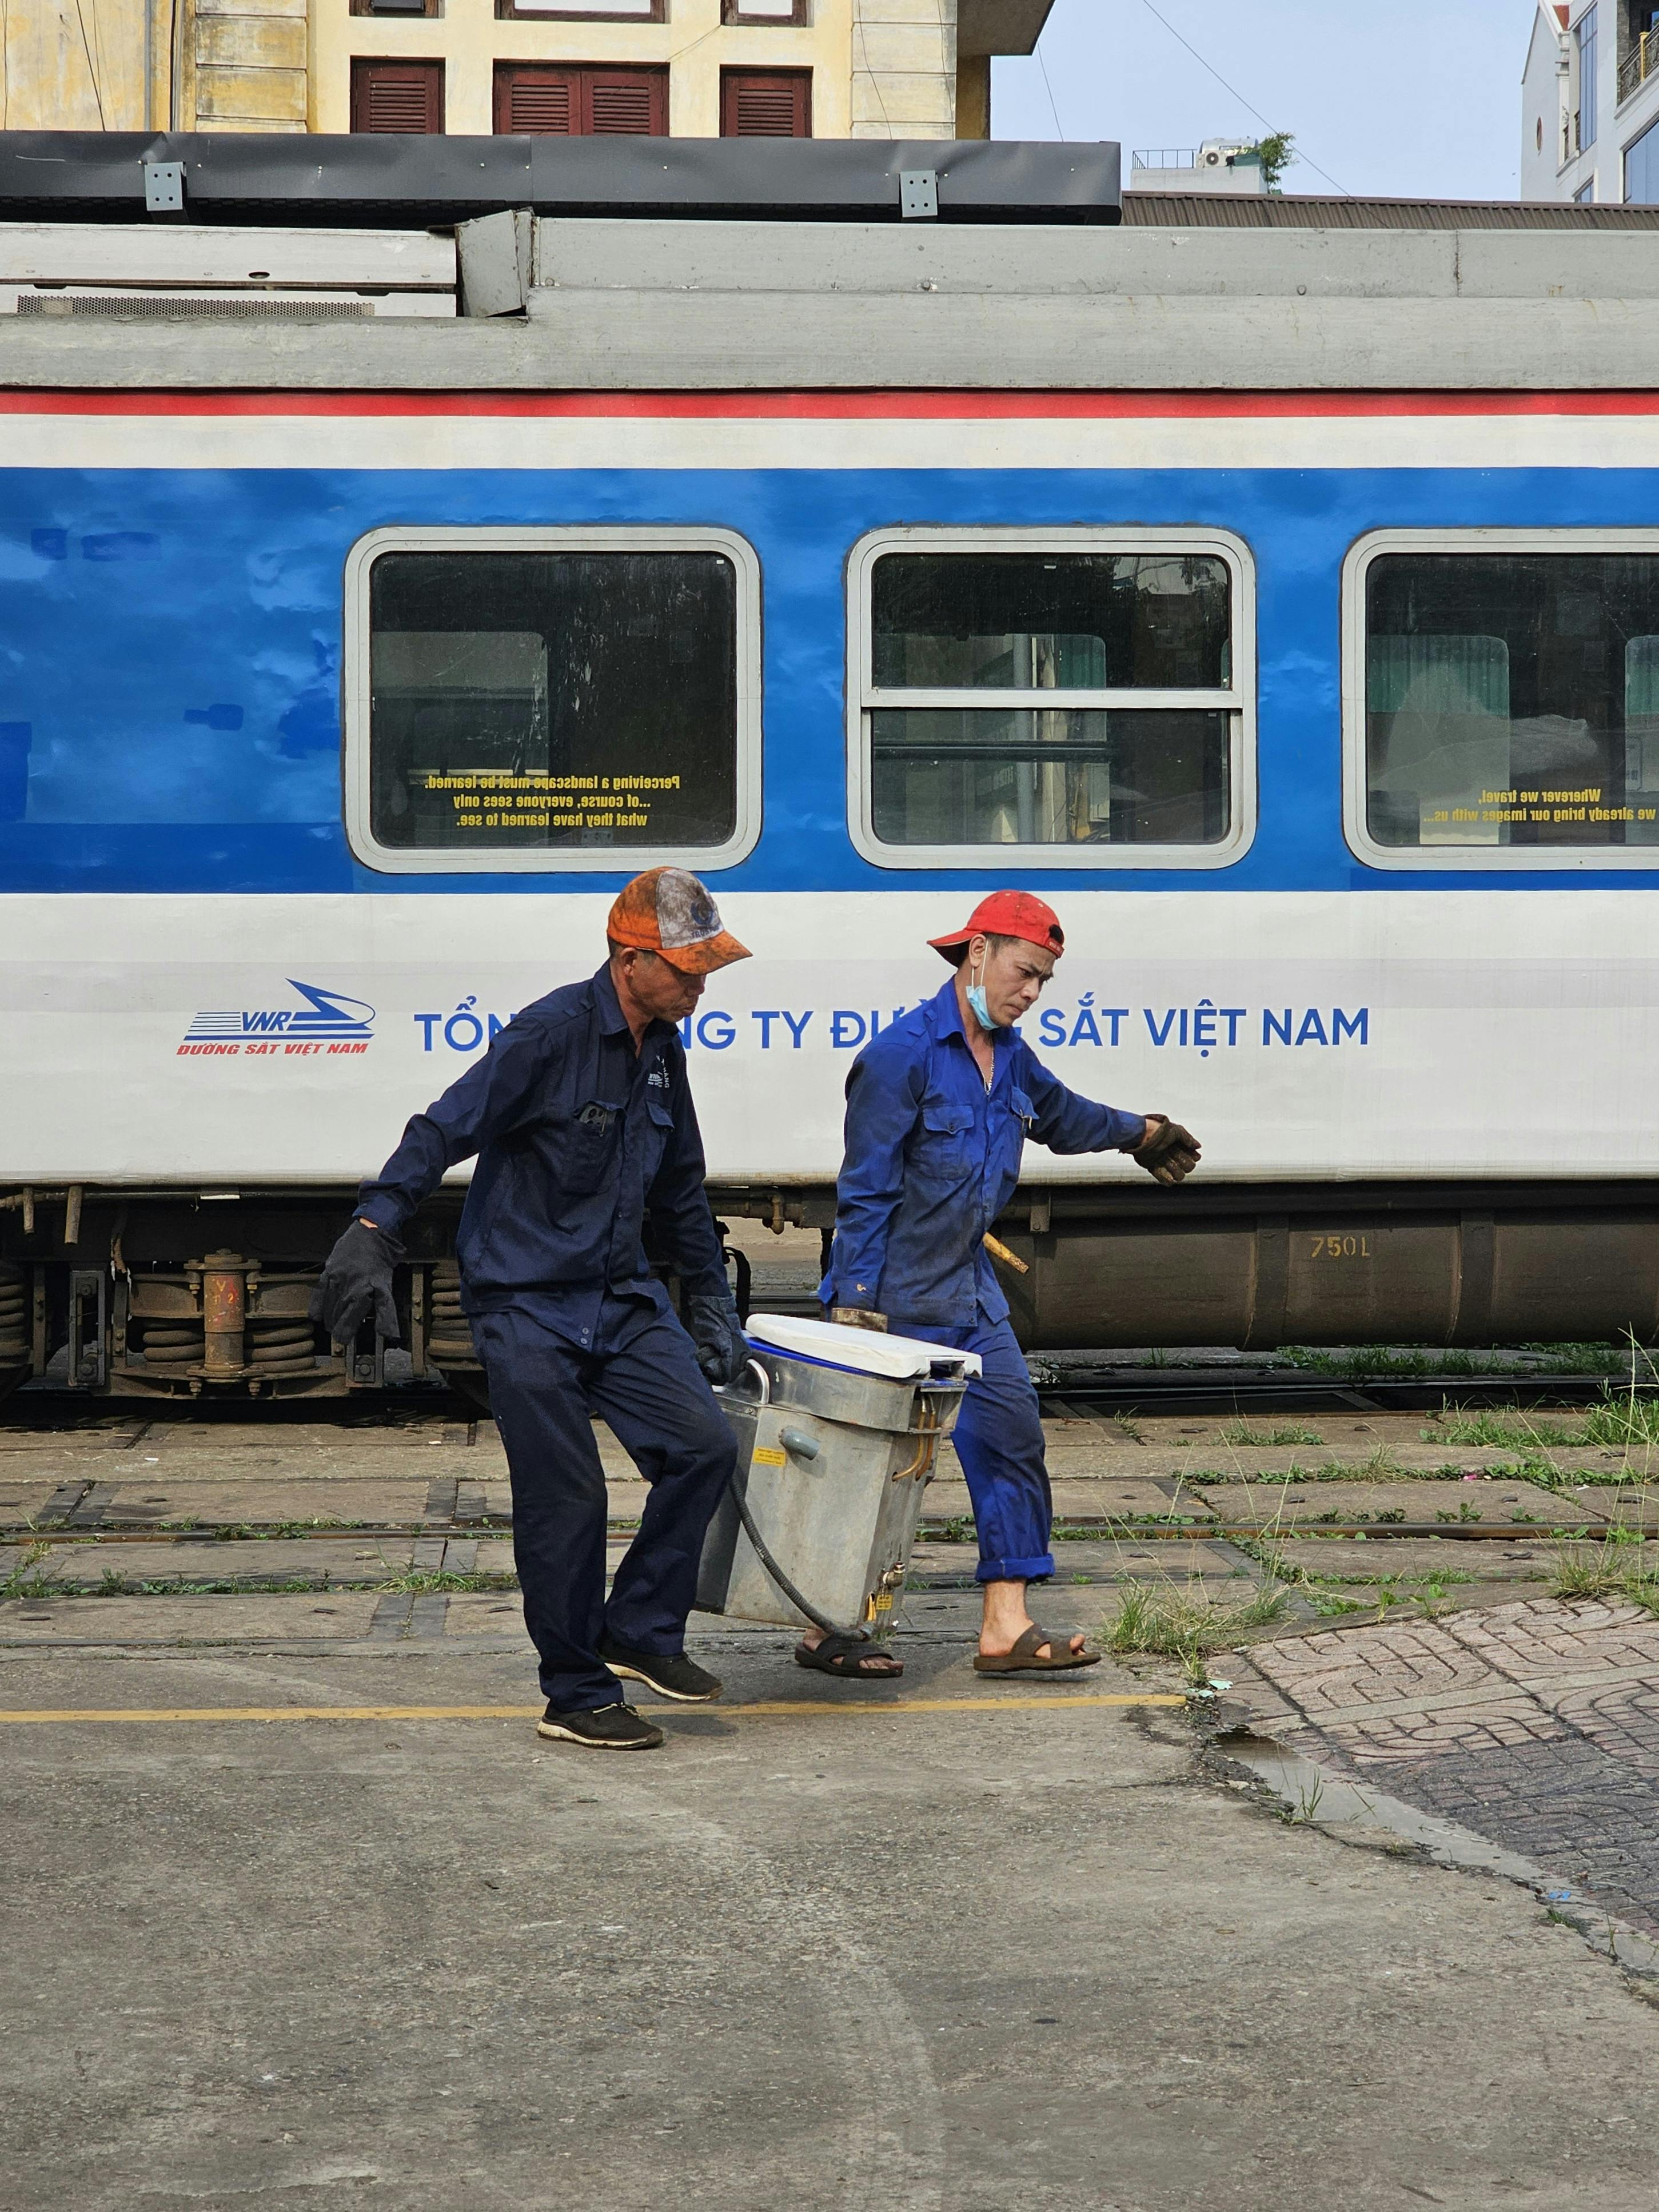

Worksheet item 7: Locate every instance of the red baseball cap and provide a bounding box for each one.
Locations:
[927,891,1064,962]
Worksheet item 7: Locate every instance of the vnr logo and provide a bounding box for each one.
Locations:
[184,980,377,1046]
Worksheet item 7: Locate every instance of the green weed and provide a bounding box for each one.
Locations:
[1103,1577,1291,1666]
[374,1568,516,1595]
[0,1541,54,1601]
[1219,1421,1325,1448]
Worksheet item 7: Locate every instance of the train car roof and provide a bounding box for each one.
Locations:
[3,134,1659,393]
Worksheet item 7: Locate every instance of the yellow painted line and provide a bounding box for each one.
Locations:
[0,1693,1187,1727]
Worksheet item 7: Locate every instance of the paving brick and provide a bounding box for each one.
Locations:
[36,1537,416,1588]
[91,1480,428,1527]
[1229,1595,1659,1942]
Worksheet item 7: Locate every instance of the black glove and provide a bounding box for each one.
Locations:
[685,1285,747,1388]
[1131,1115,1202,1187]
[308,1219,403,1345]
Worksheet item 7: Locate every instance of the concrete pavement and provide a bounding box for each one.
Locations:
[6,1609,1659,2211]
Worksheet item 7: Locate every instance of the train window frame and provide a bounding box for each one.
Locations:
[1342,526,1659,873]
[844,525,1257,872]
[342,524,762,875]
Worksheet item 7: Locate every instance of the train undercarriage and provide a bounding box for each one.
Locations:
[5,1178,1659,1411]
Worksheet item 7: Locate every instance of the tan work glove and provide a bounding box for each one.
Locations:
[1131,1115,1201,1186]
[829,1307,888,1332]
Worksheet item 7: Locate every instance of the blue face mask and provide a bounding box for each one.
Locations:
[966,981,996,1031]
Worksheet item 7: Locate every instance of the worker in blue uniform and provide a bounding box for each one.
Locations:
[815,891,1200,1681]
[310,868,752,1751]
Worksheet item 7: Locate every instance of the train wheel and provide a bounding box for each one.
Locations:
[0,1365,29,1414]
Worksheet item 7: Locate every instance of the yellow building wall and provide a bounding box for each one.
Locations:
[312,0,855,138]
[3,0,149,129]
[1,0,305,131]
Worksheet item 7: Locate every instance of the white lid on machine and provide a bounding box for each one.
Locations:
[743,1313,983,1381]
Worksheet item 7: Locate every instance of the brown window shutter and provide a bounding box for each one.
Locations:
[720,67,811,137]
[585,67,668,134]
[494,63,575,134]
[351,57,444,133]
[494,62,665,135]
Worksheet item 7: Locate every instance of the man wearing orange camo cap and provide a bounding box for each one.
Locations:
[311,867,751,1751]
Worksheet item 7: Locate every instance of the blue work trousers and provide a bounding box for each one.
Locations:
[888,1313,1054,1584]
[471,1303,737,1712]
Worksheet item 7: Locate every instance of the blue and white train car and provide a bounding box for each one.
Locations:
[5,138,1659,1398]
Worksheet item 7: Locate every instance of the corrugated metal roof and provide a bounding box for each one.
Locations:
[1123,190,1659,230]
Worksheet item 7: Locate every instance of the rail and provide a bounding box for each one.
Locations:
[1619,28,1657,105]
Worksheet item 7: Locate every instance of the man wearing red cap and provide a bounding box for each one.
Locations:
[310,867,752,1749]
[813,891,1199,1679]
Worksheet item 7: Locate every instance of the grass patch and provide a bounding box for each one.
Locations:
[373,1568,516,1595]
[1429,1409,1572,1452]
[0,1541,54,1601]
[1577,1394,1659,1452]
[1103,1577,1293,1673]
[1550,1528,1659,1605]
[1110,1413,1146,1445]
[1219,1421,1325,1448]
[53,1568,518,1597]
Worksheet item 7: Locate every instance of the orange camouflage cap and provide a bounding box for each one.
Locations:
[607,867,751,976]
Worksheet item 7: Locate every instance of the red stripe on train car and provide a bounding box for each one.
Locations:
[0,389,1656,419]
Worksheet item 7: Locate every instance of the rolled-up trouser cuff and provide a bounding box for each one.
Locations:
[976,1553,1055,1585]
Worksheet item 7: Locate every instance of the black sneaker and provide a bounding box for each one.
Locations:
[597,1635,723,1704]
[536,1701,665,1749]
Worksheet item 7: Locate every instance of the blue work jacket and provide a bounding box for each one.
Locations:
[819,977,1145,1329]
[357,963,725,1352]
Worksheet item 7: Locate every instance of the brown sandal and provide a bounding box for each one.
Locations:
[974,1624,1101,1676]
[795,1631,904,1679]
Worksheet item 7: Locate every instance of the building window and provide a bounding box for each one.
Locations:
[494,1,665,18]
[344,528,761,875]
[846,529,1255,871]
[350,58,445,131]
[1576,176,1596,199]
[1629,111,1659,198]
[494,61,667,132]
[723,1,811,21]
[1343,531,1659,871]
[720,67,812,135]
[350,1,441,18]
[1577,5,1600,149]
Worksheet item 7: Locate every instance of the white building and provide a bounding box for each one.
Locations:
[1125,140,1267,194]
[1522,1,1659,202]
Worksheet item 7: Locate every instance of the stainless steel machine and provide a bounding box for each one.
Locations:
[700,1316,977,1637]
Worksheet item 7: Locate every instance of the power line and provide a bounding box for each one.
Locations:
[1136,0,1351,196]
[1036,43,1067,141]
[73,0,107,128]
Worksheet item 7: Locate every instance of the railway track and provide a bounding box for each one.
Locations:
[1039,1366,1648,1416]
[0,1354,1646,1433]
[3,1357,1651,1615]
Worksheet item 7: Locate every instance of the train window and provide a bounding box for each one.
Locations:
[847,528,1255,871]
[343,527,760,874]
[1345,533,1659,871]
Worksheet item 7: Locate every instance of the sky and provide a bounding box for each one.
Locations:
[992,0,1546,202]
